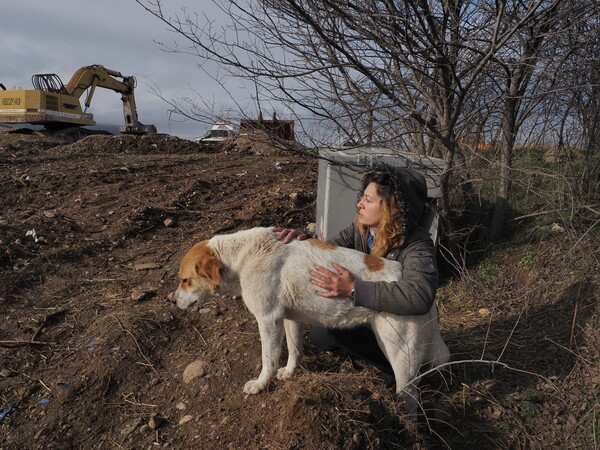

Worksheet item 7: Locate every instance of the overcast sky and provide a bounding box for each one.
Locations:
[1,0,232,140]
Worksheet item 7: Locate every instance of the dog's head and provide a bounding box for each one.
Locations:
[172,240,223,309]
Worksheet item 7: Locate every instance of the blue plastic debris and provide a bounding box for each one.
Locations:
[85,341,99,351]
[38,399,50,404]
[55,382,73,389]
[75,337,94,348]
[0,408,15,420]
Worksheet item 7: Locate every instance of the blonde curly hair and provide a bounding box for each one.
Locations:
[355,170,406,257]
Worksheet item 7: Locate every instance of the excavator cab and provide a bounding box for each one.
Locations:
[0,73,95,129]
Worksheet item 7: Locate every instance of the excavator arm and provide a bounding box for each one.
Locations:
[64,65,156,134]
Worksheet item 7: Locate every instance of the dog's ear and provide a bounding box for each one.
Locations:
[195,253,223,291]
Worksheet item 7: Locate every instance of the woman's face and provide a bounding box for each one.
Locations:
[356,182,383,230]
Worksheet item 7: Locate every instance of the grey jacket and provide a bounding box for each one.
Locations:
[328,166,438,315]
[329,224,438,315]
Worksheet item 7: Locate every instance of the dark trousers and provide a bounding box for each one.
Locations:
[309,325,393,375]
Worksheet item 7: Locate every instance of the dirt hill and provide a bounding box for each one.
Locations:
[0,130,598,449]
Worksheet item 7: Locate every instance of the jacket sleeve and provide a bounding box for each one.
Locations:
[352,235,438,315]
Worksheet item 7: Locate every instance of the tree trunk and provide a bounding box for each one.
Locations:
[489,96,517,243]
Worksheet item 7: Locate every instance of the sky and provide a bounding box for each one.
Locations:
[1,0,232,140]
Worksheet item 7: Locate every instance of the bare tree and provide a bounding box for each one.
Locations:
[136,0,599,238]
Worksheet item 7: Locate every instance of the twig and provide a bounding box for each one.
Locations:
[0,309,66,347]
[150,205,239,215]
[18,372,53,392]
[0,340,49,347]
[415,358,560,394]
[545,336,594,365]
[282,200,316,218]
[31,309,66,342]
[567,218,600,255]
[496,307,524,363]
[192,326,208,347]
[109,314,159,378]
[31,319,47,342]
[508,204,598,222]
[122,393,157,408]
[480,308,494,360]
[108,438,126,449]
[222,356,232,373]
[569,301,579,350]
[10,175,28,186]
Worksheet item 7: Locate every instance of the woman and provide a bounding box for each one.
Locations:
[275,164,438,378]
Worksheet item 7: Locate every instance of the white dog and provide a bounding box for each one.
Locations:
[172,227,449,410]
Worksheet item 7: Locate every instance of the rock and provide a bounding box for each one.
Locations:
[178,415,194,425]
[163,218,176,227]
[0,369,15,378]
[183,360,208,383]
[120,425,137,436]
[176,402,186,410]
[148,414,165,430]
[489,406,503,419]
[478,308,491,316]
[131,290,150,301]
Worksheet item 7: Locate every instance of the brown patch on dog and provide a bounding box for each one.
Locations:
[180,241,223,291]
[307,239,337,250]
[364,253,384,272]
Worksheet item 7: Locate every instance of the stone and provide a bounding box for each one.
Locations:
[183,360,208,383]
[178,415,194,425]
[148,415,165,430]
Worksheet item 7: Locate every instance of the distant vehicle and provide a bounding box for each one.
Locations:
[0,64,156,135]
[239,112,294,141]
[196,123,236,148]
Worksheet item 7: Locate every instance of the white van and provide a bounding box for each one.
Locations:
[196,123,236,148]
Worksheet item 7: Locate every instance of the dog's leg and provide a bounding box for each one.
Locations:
[243,316,284,395]
[431,334,450,368]
[277,320,304,380]
[372,317,422,413]
[427,306,451,370]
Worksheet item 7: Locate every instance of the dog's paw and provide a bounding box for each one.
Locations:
[399,387,420,414]
[243,379,266,395]
[276,367,294,380]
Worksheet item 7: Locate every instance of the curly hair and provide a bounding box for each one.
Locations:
[355,168,407,256]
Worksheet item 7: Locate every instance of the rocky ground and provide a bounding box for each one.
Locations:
[0,128,598,449]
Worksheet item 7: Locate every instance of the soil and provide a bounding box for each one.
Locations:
[0,128,598,449]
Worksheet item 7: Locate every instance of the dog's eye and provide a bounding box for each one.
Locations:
[181,279,189,285]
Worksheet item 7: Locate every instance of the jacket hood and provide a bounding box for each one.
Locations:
[362,163,428,237]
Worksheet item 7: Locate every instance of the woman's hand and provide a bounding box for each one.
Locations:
[310,263,355,298]
[273,227,309,244]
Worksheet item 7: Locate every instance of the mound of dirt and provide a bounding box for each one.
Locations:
[0,130,598,449]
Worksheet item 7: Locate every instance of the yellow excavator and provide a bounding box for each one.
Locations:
[0,65,156,134]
